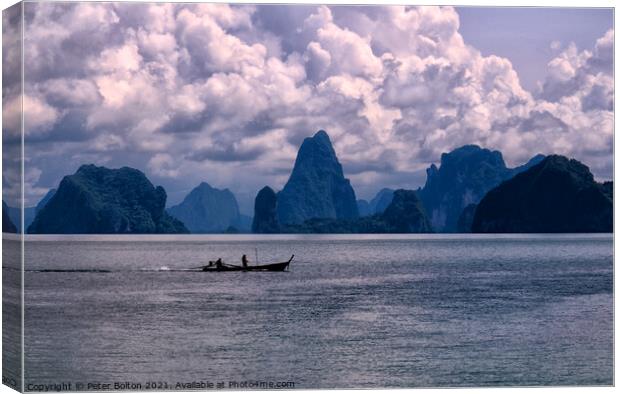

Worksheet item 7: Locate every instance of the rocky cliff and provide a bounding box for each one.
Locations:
[276,130,359,224]
[28,165,188,234]
[252,186,280,234]
[418,145,544,232]
[472,155,612,233]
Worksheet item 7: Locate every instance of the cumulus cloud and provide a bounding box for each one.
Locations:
[3,163,50,207]
[147,153,180,178]
[11,3,614,210]
[528,28,614,172]
[23,95,61,134]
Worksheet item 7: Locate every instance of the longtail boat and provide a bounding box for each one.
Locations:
[201,255,293,272]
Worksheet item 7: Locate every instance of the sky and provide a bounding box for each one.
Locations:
[457,7,614,92]
[2,3,614,214]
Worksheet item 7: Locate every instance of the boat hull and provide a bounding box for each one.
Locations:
[201,257,292,272]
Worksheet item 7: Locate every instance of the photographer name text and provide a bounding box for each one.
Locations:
[24,380,295,391]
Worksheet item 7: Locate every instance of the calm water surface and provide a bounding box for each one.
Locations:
[18,234,613,388]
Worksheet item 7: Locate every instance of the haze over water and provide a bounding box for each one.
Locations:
[17,234,613,388]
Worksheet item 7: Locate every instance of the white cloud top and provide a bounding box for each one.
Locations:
[4,4,614,207]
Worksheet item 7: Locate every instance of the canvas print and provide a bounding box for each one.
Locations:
[2,1,614,391]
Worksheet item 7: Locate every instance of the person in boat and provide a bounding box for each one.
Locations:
[242,254,249,268]
[202,260,215,271]
[215,258,223,269]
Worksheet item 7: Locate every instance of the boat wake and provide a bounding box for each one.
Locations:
[20,267,203,273]
[25,268,113,273]
[141,267,202,272]
[9,257,292,273]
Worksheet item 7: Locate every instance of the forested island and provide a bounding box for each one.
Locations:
[4,130,612,235]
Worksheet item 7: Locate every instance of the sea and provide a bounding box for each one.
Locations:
[3,234,614,389]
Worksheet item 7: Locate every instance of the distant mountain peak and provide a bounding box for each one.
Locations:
[369,188,395,214]
[512,153,546,174]
[312,129,331,144]
[276,129,359,225]
[77,163,98,172]
[419,145,545,232]
[292,129,340,172]
[438,145,506,170]
[529,153,546,162]
[168,181,241,233]
[536,154,595,184]
[445,144,485,155]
